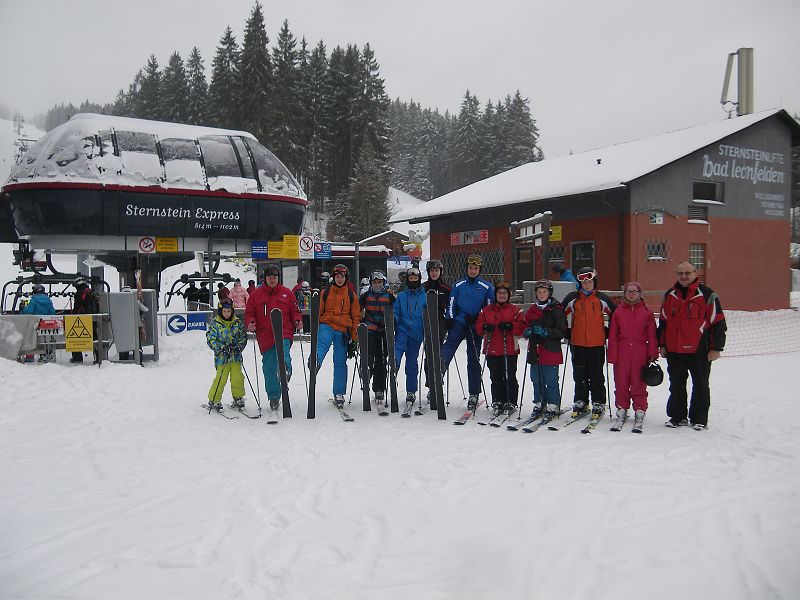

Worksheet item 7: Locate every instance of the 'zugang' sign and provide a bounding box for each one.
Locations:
[702,144,786,185]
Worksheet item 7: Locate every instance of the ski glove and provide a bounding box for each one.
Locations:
[483,323,495,333]
[498,322,514,332]
[347,338,358,359]
[532,325,547,337]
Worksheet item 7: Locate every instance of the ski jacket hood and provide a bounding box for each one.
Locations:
[245,283,301,352]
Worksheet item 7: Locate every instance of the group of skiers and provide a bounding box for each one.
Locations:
[206,256,727,433]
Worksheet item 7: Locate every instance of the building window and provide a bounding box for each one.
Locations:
[649,210,664,225]
[689,243,706,272]
[687,205,709,224]
[692,180,724,204]
[442,250,504,285]
[645,239,670,262]
[547,242,565,263]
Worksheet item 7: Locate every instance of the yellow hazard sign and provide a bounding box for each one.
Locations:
[64,315,94,352]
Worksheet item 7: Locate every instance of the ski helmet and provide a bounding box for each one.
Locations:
[217,297,234,320]
[332,264,349,278]
[263,263,280,278]
[405,267,421,279]
[360,277,369,286]
[370,270,387,282]
[73,276,88,288]
[494,280,513,302]
[641,361,664,387]
[533,279,553,298]
[426,259,444,274]
[32,283,46,294]
[301,281,310,290]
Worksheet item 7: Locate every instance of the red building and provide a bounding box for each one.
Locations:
[394,109,800,310]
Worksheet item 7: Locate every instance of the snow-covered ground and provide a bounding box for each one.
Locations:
[1,306,799,599]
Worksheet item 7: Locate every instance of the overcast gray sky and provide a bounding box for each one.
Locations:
[1,0,798,157]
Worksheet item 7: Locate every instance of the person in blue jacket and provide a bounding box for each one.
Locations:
[22,284,56,316]
[22,283,57,363]
[441,255,495,410]
[393,267,427,412]
[551,263,579,287]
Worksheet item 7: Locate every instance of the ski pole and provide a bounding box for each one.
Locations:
[501,327,512,412]
[209,350,230,411]
[347,344,358,406]
[468,328,491,411]
[298,335,309,396]
[418,341,425,411]
[252,337,261,406]
[560,342,571,404]
[605,341,612,420]
[517,360,528,420]
[452,353,467,400]
[240,360,262,412]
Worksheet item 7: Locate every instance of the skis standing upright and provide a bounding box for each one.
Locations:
[270,308,292,418]
[358,323,371,412]
[307,292,319,419]
[383,305,399,413]
[426,289,446,420]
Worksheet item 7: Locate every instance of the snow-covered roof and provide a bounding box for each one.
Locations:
[393,109,791,222]
[67,113,256,140]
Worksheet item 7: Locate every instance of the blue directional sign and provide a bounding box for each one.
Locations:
[314,242,332,259]
[187,312,208,331]
[167,314,187,334]
[252,240,269,260]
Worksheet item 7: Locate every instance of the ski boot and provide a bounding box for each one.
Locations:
[529,403,544,420]
[610,408,628,431]
[505,403,517,415]
[209,400,224,413]
[270,397,281,411]
[665,417,689,428]
[333,394,345,409]
[543,403,560,422]
[375,391,386,408]
[632,410,646,433]
[691,422,707,431]
[571,400,588,418]
[467,394,479,411]
[231,397,246,410]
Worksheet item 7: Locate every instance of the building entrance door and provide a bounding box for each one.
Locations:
[514,246,534,290]
[571,241,595,273]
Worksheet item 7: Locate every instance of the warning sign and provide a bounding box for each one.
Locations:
[156,237,178,253]
[64,315,94,352]
[138,236,156,254]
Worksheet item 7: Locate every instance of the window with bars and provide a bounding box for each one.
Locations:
[547,243,566,263]
[688,243,706,272]
[442,250,504,285]
[645,239,670,262]
[688,205,709,223]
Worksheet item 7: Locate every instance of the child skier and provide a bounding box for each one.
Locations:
[206,297,248,412]
[523,280,568,421]
[607,281,658,432]
[475,281,525,414]
[393,267,427,411]
[360,271,395,409]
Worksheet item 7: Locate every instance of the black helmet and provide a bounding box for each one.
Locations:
[642,361,664,387]
[32,283,46,294]
[263,263,280,278]
[426,259,443,273]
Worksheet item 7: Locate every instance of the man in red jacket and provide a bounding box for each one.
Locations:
[245,263,302,411]
[657,261,726,430]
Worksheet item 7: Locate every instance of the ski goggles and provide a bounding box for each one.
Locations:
[467,256,482,266]
[577,271,596,282]
[263,265,280,277]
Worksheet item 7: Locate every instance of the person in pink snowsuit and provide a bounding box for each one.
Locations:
[229,279,249,310]
[607,281,658,431]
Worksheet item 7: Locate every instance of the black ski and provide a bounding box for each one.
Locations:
[330,399,355,421]
[522,408,570,433]
[425,289,446,420]
[201,404,238,420]
[270,308,292,418]
[384,307,399,413]
[358,322,371,412]
[548,407,591,431]
[307,292,319,419]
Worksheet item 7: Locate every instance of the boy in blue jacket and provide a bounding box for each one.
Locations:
[394,267,427,412]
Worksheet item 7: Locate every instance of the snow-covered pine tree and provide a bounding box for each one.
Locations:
[504,90,543,167]
[185,47,208,126]
[327,45,360,202]
[240,2,272,144]
[298,39,330,213]
[270,19,302,174]
[450,90,483,190]
[160,52,190,123]
[139,55,162,121]
[208,27,241,129]
[331,144,391,242]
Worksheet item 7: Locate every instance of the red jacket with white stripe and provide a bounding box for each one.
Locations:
[657,280,726,354]
[244,283,301,352]
[475,302,526,356]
